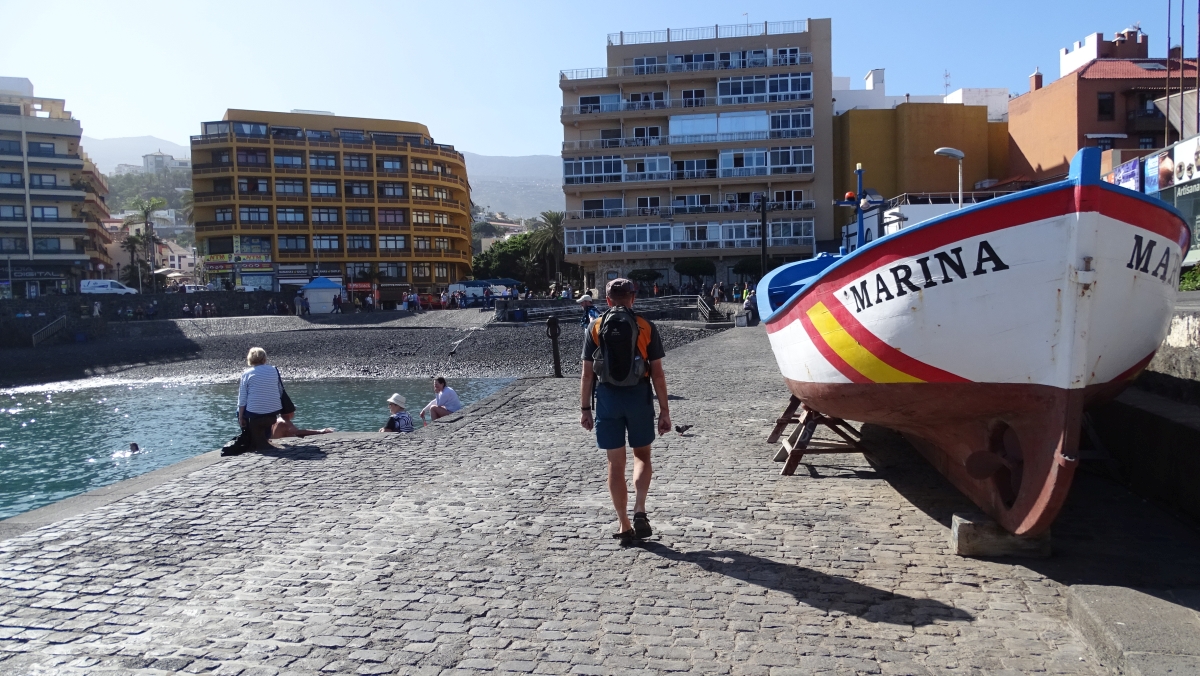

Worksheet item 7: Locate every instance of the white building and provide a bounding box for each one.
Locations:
[142,150,190,174]
[833,68,1009,121]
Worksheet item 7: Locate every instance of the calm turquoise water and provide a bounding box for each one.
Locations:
[0,377,511,520]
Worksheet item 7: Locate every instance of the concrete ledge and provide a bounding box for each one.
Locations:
[1068,585,1200,676]
[951,513,1051,557]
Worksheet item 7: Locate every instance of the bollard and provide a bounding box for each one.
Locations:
[545,316,563,378]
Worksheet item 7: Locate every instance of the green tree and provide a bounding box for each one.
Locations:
[104,169,192,211]
[627,269,663,283]
[179,189,194,226]
[528,210,566,282]
[732,257,762,279]
[674,258,716,288]
[1181,266,1200,292]
[471,233,545,287]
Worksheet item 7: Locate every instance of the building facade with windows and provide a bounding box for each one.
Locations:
[559,19,834,290]
[1009,27,1190,181]
[0,91,113,298]
[142,151,191,174]
[190,110,471,297]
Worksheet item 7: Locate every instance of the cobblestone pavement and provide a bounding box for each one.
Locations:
[0,327,1114,675]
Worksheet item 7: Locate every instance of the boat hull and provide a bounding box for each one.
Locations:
[761,150,1190,536]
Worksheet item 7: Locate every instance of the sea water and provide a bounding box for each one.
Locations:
[0,377,512,520]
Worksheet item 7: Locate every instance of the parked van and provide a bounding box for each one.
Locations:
[81,280,138,295]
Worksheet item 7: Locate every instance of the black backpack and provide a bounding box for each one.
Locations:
[590,306,650,387]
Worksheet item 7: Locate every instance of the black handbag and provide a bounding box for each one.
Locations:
[277,367,295,415]
[221,428,252,456]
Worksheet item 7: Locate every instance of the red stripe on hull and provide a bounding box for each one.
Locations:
[820,297,970,383]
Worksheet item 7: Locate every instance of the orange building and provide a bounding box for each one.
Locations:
[1009,27,1194,181]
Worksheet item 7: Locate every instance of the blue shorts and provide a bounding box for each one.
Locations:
[595,381,656,450]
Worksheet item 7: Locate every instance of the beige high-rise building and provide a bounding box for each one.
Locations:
[559,19,834,291]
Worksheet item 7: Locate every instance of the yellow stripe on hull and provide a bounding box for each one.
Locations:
[805,302,924,384]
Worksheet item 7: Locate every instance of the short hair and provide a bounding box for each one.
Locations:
[246,347,267,366]
[434,376,447,386]
[606,277,635,300]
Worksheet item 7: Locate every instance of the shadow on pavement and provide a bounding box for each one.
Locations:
[259,445,327,461]
[638,542,973,626]
[858,424,1200,590]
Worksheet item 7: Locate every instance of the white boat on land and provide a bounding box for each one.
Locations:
[758,148,1192,535]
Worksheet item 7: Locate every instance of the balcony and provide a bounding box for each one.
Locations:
[561,93,811,116]
[189,133,466,164]
[562,128,813,152]
[194,190,234,201]
[32,217,85,223]
[565,169,720,186]
[238,191,273,201]
[565,201,815,220]
[193,162,234,175]
[562,52,811,82]
[1128,108,1167,134]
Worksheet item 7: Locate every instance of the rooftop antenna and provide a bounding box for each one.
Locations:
[944,70,952,95]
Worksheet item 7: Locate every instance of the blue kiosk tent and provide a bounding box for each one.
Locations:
[300,276,343,313]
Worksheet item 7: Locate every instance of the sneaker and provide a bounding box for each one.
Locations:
[633,512,652,539]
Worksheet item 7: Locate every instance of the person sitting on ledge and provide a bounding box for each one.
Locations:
[420,376,462,422]
[380,393,415,433]
[272,411,333,439]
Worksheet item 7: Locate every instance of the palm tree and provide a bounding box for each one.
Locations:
[179,189,194,226]
[528,210,565,283]
[120,234,143,293]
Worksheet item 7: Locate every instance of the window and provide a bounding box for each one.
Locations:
[276,179,305,194]
[29,174,57,188]
[673,158,717,178]
[215,207,233,223]
[239,177,269,194]
[636,196,661,213]
[232,122,267,137]
[414,236,431,250]
[346,208,372,224]
[346,181,371,196]
[344,154,369,170]
[33,237,60,252]
[28,142,56,156]
[310,153,338,169]
[379,209,406,224]
[240,236,271,253]
[380,235,407,249]
[207,236,234,254]
[411,184,431,198]
[413,262,432,279]
[274,152,304,168]
[311,181,338,196]
[717,73,811,104]
[204,122,230,135]
[337,129,366,142]
[564,155,623,184]
[240,206,270,223]
[0,237,27,251]
[577,94,620,113]
[435,263,449,280]
[682,89,707,107]
[277,207,306,223]
[626,92,665,110]
[433,212,448,225]
[411,159,430,172]
[347,262,372,280]
[270,126,303,139]
[380,182,405,197]
[380,262,406,279]
[212,150,231,164]
[671,194,712,211]
[771,108,813,137]
[433,187,449,200]
[379,156,404,172]
[767,73,812,101]
[313,235,340,250]
[0,205,25,220]
[632,126,663,146]
[413,211,431,224]
[776,47,802,65]
[770,218,815,245]
[32,206,59,220]
[306,129,332,140]
[1098,92,1115,121]
[237,148,267,165]
[719,49,768,68]
[719,149,768,177]
[0,172,23,187]
[670,53,715,72]
[347,235,373,250]
[1096,138,1114,151]
[0,140,21,154]
[434,237,450,250]
[769,146,814,174]
[278,235,307,251]
[312,208,340,224]
[774,190,806,208]
[1140,135,1156,149]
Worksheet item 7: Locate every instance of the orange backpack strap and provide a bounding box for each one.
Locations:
[590,315,601,346]
[635,317,652,361]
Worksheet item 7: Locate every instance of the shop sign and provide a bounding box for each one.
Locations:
[1153,149,1174,191]
[313,265,342,276]
[1174,137,1200,186]
[204,254,233,263]
[1108,158,1140,192]
[240,262,274,271]
[346,282,373,291]
[205,262,234,271]
[278,264,308,274]
[379,282,411,288]
[0,266,66,280]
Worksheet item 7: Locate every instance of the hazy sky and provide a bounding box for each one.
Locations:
[0,0,1184,156]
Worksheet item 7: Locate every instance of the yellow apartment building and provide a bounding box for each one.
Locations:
[0,88,113,298]
[559,19,834,290]
[190,109,471,302]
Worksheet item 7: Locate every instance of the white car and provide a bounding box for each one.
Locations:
[179,285,205,293]
[81,280,138,295]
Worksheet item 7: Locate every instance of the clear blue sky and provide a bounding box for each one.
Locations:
[0,0,1184,156]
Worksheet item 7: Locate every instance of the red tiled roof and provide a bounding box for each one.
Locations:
[1078,58,1198,79]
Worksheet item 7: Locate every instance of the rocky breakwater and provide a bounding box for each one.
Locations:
[1140,291,1200,404]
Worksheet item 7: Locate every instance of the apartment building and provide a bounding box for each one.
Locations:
[142,151,191,174]
[559,19,834,289]
[190,110,471,298]
[0,89,113,299]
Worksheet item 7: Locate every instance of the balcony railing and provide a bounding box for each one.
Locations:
[605,20,807,47]
[565,232,815,256]
[565,169,721,185]
[565,201,815,220]
[32,217,85,223]
[562,50,812,81]
[561,94,812,115]
[562,128,813,152]
[26,151,82,160]
[190,133,465,163]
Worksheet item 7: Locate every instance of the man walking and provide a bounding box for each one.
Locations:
[579,278,671,545]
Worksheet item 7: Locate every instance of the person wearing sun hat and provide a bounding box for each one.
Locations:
[577,293,601,326]
[379,393,415,433]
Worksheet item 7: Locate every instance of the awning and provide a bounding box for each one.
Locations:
[153,267,175,275]
[301,276,344,290]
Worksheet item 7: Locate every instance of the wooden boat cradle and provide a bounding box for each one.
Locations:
[767,395,872,475]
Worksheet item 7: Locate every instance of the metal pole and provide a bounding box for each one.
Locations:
[546,316,563,378]
[957,159,963,209]
[855,165,865,248]
[1183,0,1188,138]
[1169,0,1174,145]
[759,194,768,279]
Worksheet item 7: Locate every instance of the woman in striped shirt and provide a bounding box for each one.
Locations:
[237,347,283,451]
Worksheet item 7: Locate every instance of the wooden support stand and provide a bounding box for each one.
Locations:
[769,395,870,475]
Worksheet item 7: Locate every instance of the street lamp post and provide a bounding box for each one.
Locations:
[934,147,965,209]
[758,193,769,281]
